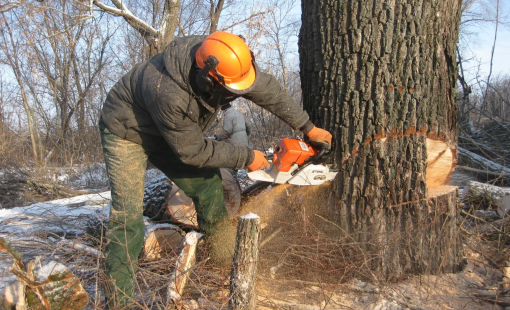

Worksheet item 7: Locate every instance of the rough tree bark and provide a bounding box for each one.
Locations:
[300,0,465,279]
[229,213,260,310]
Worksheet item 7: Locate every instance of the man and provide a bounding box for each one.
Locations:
[217,104,251,147]
[216,104,251,179]
[100,31,332,308]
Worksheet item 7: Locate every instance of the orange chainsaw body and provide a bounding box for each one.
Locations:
[272,138,319,172]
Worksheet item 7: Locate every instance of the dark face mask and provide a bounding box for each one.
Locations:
[195,55,223,94]
[194,62,238,108]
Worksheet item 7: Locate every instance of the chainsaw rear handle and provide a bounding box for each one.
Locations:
[291,148,331,177]
[305,147,329,164]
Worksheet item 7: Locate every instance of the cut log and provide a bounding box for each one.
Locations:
[458,147,510,184]
[229,213,261,310]
[463,181,510,217]
[164,168,240,228]
[143,228,184,259]
[165,184,197,227]
[504,262,510,289]
[166,231,203,305]
[30,260,89,310]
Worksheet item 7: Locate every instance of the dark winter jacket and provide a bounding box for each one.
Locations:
[221,108,251,147]
[101,35,313,169]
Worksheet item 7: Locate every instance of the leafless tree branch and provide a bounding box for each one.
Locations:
[221,9,273,31]
[92,0,158,37]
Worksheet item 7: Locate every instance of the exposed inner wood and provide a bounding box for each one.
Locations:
[426,138,456,188]
[427,185,458,198]
[144,229,184,260]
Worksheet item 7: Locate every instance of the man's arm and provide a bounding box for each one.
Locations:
[148,96,254,169]
[242,71,314,133]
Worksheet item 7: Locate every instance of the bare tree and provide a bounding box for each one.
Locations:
[456,0,510,130]
[0,0,114,166]
[0,12,44,164]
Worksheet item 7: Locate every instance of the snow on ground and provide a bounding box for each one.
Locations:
[68,163,109,190]
[0,170,178,299]
[0,192,111,236]
[0,191,111,292]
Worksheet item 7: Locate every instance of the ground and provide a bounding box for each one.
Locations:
[0,168,508,309]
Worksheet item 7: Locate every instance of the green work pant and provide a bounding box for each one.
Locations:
[100,126,228,308]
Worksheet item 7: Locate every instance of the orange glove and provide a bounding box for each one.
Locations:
[306,126,333,149]
[246,150,270,171]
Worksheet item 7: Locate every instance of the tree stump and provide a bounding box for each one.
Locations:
[229,213,261,310]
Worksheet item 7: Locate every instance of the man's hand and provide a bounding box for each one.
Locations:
[306,126,333,150]
[246,150,270,171]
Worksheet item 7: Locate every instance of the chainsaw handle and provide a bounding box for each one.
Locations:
[305,148,327,164]
[290,148,329,177]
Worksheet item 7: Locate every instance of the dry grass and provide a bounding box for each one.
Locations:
[1,177,510,309]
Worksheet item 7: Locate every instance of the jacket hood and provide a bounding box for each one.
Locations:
[162,35,206,92]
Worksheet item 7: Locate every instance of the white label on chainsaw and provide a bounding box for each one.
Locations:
[299,142,309,151]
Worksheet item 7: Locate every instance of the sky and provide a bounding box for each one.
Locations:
[288,1,510,84]
[460,18,510,83]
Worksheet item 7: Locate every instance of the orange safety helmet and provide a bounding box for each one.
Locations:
[195,31,257,91]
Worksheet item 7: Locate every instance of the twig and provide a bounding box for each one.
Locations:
[49,237,105,258]
[456,165,510,177]
[260,227,282,248]
[221,9,274,31]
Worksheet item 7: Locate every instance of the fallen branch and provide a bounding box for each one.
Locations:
[457,165,510,177]
[472,291,510,307]
[49,237,105,258]
[463,181,510,216]
[166,231,203,305]
[458,147,510,184]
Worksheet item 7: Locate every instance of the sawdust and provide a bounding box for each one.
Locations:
[255,251,504,310]
[231,176,509,309]
[205,218,238,269]
[238,183,368,285]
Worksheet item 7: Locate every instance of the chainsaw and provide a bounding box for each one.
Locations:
[247,138,338,186]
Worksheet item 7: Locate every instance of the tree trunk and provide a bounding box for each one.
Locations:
[229,214,260,310]
[156,0,181,55]
[209,0,225,34]
[300,0,465,279]
[1,19,42,165]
